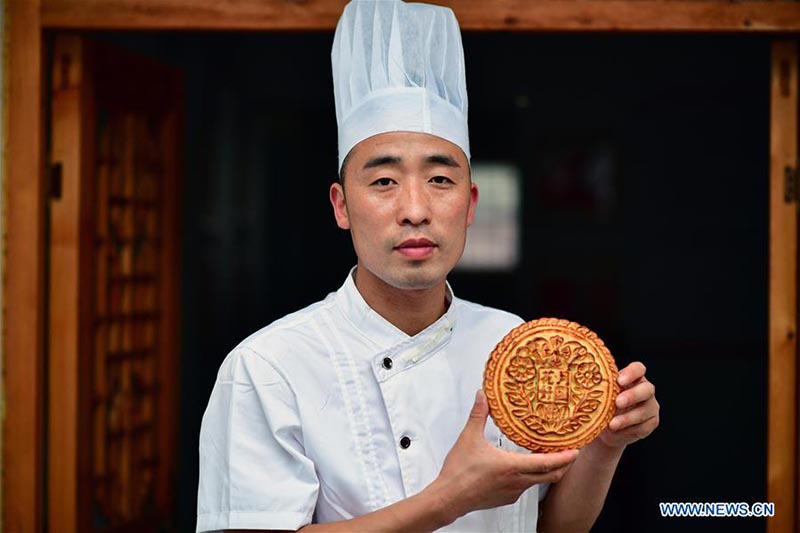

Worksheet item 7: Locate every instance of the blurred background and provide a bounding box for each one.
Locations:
[79,31,769,532]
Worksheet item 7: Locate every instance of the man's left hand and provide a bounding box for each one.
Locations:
[597,361,659,449]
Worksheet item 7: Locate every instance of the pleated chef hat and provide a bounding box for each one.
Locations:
[332,0,470,171]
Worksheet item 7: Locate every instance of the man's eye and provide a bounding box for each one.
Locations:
[430,176,454,185]
[372,177,395,186]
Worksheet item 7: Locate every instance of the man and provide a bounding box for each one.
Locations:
[196,1,659,531]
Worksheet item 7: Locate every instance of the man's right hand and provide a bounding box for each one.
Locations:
[427,390,580,523]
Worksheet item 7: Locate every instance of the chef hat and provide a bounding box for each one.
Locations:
[332,0,470,171]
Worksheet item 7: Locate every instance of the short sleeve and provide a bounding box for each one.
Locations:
[196,347,319,532]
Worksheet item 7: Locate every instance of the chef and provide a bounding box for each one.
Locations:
[196,1,659,531]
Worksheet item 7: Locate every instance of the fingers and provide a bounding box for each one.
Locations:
[602,363,660,447]
[514,461,575,487]
[514,449,580,475]
[618,361,646,388]
[604,412,660,446]
[615,378,655,410]
[609,396,660,432]
[465,389,489,435]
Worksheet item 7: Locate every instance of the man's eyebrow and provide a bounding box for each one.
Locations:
[363,155,402,170]
[426,154,461,168]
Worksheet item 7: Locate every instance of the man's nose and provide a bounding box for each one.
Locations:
[398,180,431,226]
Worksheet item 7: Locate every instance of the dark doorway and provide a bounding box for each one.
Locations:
[103,32,769,533]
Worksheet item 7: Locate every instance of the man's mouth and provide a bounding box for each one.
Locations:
[395,238,437,260]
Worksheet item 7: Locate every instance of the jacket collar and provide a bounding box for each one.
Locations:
[335,266,458,354]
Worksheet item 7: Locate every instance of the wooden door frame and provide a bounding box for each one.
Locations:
[769,41,798,533]
[6,1,800,532]
[6,1,46,531]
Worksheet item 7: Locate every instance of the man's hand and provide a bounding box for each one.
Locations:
[426,390,580,524]
[597,361,659,449]
[538,362,658,532]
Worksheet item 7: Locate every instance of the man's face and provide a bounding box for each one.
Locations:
[330,131,478,291]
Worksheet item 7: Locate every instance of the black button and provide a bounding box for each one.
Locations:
[400,436,411,449]
[382,357,393,369]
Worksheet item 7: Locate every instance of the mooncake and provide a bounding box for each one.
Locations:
[483,318,619,452]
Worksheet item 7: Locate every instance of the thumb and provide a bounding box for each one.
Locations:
[465,389,489,435]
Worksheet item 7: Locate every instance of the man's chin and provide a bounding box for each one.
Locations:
[385,268,445,292]
[357,260,450,292]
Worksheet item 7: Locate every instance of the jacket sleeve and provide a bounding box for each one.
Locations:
[196,347,319,532]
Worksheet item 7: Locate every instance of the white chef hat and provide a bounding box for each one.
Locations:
[332,0,470,172]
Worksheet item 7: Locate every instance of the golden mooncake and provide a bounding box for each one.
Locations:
[483,318,619,452]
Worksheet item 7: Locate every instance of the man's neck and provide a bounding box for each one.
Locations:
[354,265,448,337]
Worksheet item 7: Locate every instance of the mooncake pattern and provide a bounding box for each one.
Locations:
[483,318,619,452]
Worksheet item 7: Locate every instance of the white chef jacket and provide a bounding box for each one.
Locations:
[197,269,549,532]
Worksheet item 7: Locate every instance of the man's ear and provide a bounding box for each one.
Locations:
[330,182,350,230]
[466,181,479,227]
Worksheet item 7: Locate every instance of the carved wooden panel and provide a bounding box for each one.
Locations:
[92,112,165,528]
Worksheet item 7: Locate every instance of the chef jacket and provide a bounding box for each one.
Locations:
[197,269,549,532]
